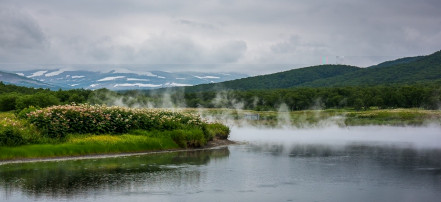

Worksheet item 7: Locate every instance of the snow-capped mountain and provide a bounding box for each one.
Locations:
[12,69,248,90]
[0,71,57,89]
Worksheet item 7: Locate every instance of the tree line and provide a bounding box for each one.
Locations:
[1,81,440,112]
[137,83,441,110]
[0,82,91,111]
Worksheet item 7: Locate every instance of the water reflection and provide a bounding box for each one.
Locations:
[0,148,229,199]
[246,143,441,175]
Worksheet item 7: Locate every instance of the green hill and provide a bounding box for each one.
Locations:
[303,50,441,87]
[180,50,441,92]
[368,55,425,68]
[183,65,360,92]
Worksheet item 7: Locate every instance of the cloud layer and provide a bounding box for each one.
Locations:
[1,0,440,74]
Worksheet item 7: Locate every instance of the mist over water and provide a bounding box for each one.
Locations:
[230,125,441,149]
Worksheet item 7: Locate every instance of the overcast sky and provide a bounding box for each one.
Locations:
[1,0,440,74]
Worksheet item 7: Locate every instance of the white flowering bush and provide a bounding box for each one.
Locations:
[26,104,204,138]
[0,116,40,146]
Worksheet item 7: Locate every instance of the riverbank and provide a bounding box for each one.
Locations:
[0,104,231,161]
[0,137,235,165]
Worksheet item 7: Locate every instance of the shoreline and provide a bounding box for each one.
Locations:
[0,139,236,166]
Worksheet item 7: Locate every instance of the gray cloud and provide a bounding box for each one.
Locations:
[0,7,49,62]
[177,19,219,31]
[0,0,440,73]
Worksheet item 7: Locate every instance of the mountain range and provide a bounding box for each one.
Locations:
[0,71,56,89]
[0,69,248,90]
[1,50,440,91]
[180,50,441,92]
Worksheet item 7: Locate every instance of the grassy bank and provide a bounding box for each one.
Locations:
[0,104,231,161]
[0,126,229,161]
[0,134,179,160]
[183,108,441,127]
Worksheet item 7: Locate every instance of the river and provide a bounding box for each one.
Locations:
[1,125,440,201]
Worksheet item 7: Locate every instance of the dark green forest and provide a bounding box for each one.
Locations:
[1,80,440,112]
[171,50,441,92]
[132,83,441,111]
[0,82,91,112]
[181,83,441,110]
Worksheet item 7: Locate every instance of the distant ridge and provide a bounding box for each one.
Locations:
[368,55,425,69]
[182,65,359,92]
[2,50,441,91]
[7,69,248,90]
[302,50,441,87]
[179,50,441,92]
[0,71,56,89]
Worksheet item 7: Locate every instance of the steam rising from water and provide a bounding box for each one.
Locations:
[87,89,441,148]
[230,125,441,149]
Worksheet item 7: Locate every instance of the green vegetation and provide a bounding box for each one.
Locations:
[148,84,441,110]
[26,104,205,138]
[0,82,91,111]
[0,134,178,160]
[0,104,230,161]
[183,108,441,127]
[181,64,359,92]
[304,50,441,87]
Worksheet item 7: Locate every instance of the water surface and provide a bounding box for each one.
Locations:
[0,126,440,201]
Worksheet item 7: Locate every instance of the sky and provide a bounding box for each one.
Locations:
[0,0,440,75]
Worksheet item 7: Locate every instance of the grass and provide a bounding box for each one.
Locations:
[0,134,180,160]
[181,107,441,127]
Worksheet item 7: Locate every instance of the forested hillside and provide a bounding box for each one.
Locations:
[303,50,441,87]
[182,65,360,92]
[178,50,441,92]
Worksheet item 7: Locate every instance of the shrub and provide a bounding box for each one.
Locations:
[0,116,42,146]
[17,106,38,119]
[170,129,206,148]
[0,93,21,111]
[203,123,230,140]
[15,93,60,111]
[0,126,25,146]
[26,104,205,139]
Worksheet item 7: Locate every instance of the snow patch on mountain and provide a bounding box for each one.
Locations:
[45,69,66,77]
[114,83,162,88]
[71,75,85,79]
[28,71,48,78]
[164,82,192,87]
[194,76,220,79]
[112,68,159,77]
[98,76,125,82]
[127,78,149,81]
